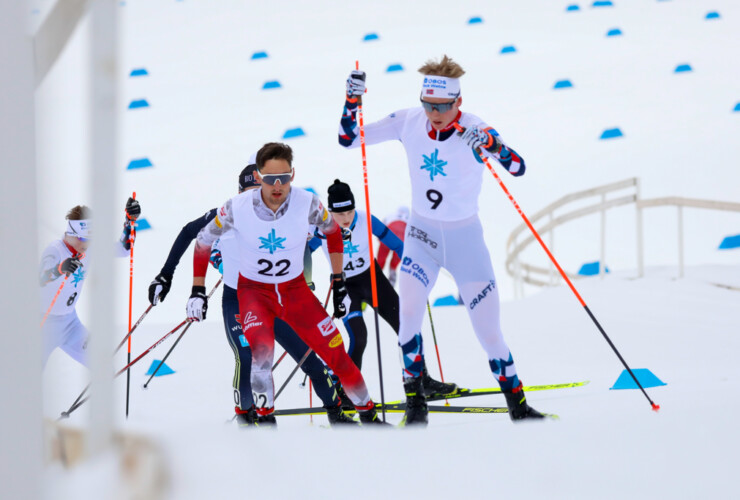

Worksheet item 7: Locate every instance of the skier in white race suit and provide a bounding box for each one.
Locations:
[338,55,545,425]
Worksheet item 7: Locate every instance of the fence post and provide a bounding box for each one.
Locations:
[677,205,684,278]
[636,179,644,278]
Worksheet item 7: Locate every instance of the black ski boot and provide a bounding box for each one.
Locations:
[503,386,546,421]
[256,410,278,428]
[325,403,359,426]
[335,384,355,410]
[235,406,257,427]
[399,377,428,427]
[421,366,459,398]
[357,401,391,426]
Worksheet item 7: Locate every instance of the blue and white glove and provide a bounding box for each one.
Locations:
[346,70,366,97]
[209,247,223,275]
[460,126,501,153]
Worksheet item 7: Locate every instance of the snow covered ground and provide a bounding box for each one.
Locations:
[33,0,740,498]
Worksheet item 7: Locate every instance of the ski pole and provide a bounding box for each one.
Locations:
[114,304,153,354]
[272,350,289,371]
[453,123,659,412]
[40,250,84,328]
[40,276,69,328]
[426,301,449,406]
[59,318,190,419]
[274,348,313,401]
[142,278,222,387]
[354,60,386,422]
[126,192,137,419]
[116,319,189,378]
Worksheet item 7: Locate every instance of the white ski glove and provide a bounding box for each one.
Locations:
[186,286,208,321]
[460,126,501,153]
[346,70,366,97]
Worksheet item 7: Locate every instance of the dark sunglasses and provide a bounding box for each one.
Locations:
[260,170,293,185]
[420,97,457,113]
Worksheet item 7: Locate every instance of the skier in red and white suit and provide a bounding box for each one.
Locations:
[187,142,384,425]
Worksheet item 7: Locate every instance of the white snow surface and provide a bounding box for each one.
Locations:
[35,0,740,498]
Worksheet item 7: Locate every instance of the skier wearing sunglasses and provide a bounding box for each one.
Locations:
[187,142,385,426]
[338,55,544,425]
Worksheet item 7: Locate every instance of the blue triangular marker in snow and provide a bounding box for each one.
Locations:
[363,33,379,41]
[705,12,720,20]
[675,64,692,73]
[719,234,740,250]
[500,45,517,54]
[606,28,622,37]
[145,360,175,376]
[130,68,148,77]
[610,368,665,390]
[283,127,305,139]
[128,99,149,110]
[263,80,282,90]
[468,17,483,25]
[135,218,152,231]
[554,79,573,89]
[433,295,462,307]
[566,4,580,12]
[733,103,740,112]
[251,51,268,60]
[127,158,153,170]
[386,64,404,72]
[578,261,609,276]
[600,128,623,140]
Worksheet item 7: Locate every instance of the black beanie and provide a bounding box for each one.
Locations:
[239,164,259,191]
[327,179,355,212]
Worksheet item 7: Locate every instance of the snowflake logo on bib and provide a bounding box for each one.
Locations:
[343,240,360,258]
[71,267,86,288]
[420,148,448,181]
[258,228,286,254]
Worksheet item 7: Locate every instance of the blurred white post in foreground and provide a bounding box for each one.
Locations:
[87,0,118,455]
[0,1,42,498]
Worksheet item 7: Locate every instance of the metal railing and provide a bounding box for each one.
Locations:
[506,177,740,298]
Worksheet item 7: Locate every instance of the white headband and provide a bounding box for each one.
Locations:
[421,75,461,99]
[66,219,90,240]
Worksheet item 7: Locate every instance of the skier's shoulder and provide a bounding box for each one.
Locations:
[459,111,487,127]
[42,239,70,259]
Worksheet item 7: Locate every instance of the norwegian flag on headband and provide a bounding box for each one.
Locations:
[426,89,434,94]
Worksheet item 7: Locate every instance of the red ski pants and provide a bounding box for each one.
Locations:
[237,274,370,414]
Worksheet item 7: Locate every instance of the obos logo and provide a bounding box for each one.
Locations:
[329,333,343,348]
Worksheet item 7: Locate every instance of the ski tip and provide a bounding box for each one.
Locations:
[651,403,661,412]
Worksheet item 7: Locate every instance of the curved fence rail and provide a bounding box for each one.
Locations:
[506,178,740,298]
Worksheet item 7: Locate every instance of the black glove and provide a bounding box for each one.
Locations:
[125,197,141,219]
[331,274,348,319]
[58,257,83,276]
[148,273,173,306]
[341,227,352,241]
[187,285,208,321]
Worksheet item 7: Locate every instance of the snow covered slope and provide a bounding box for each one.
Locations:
[45,264,740,498]
[34,0,740,498]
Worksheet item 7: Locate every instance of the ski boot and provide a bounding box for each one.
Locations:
[255,408,278,428]
[325,403,359,426]
[399,376,428,427]
[421,366,458,398]
[356,401,391,426]
[235,406,257,427]
[503,384,546,421]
